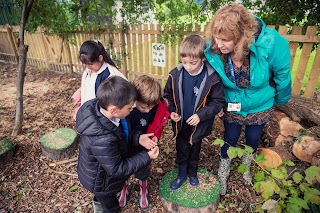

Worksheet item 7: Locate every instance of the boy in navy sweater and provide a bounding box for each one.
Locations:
[164,34,225,190]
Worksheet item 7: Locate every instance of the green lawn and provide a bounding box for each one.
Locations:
[291,48,320,92]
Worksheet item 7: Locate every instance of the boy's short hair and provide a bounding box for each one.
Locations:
[97,76,137,109]
[132,75,161,106]
[179,34,206,59]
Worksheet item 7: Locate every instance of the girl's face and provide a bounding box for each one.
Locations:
[181,56,204,75]
[84,55,103,72]
[214,34,235,55]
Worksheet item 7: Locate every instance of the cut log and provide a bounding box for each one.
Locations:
[160,168,220,213]
[41,128,78,161]
[256,146,295,168]
[275,95,320,126]
[292,136,320,165]
[262,110,303,146]
[0,140,14,163]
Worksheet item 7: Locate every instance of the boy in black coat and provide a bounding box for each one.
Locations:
[76,76,159,213]
[164,34,224,190]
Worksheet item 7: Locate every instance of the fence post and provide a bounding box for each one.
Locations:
[6,25,18,63]
[41,32,50,70]
[119,22,128,77]
[63,35,73,73]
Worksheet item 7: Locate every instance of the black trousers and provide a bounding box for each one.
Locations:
[94,194,119,213]
[131,145,150,180]
[176,121,202,177]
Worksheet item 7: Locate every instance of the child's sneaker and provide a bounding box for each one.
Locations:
[138,180,150,210]
[118,180,129,208]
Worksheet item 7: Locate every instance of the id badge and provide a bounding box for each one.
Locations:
[227,102,241,112]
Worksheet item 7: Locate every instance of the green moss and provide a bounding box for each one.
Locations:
[159,168,220,208]
[0,140,14,155]
[41,128,77,150]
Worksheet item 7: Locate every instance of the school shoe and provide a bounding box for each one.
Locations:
[218,157,231,196]
[242,154,254,185]
[170,164,187,190]
[189,175,199,186]
[138,180,150,210]
[118,180,130,208]
[92,197,103,213]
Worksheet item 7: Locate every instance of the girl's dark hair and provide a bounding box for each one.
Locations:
[97,76,137,110]
[79,40,117,68]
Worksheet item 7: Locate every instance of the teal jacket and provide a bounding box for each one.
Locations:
[204,17,292,117]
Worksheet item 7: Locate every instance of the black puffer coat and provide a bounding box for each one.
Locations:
[76,98,151,196]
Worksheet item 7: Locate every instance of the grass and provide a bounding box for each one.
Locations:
[291,48,320,92]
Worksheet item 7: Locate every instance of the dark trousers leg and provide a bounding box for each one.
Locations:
[176,122,201,176]
[221,121,242,158]
[94,194,119,213]
[132,145,150,180]
[244,124,266,153]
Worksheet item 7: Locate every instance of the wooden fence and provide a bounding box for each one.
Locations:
[0,24,319,101]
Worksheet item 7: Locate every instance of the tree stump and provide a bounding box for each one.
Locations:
[160,168,220,213]
[0,140,14,163]
[262,110,303,146]
[292,136,320,165]
[41,128,78,160]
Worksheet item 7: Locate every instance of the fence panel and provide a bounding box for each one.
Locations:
[0,24,319,101]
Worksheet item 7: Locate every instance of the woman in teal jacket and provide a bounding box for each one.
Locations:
[204,3,291,195]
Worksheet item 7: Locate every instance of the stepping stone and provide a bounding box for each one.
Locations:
[41,128,78,160]
[160,168,220,213]
[0,139,14,163]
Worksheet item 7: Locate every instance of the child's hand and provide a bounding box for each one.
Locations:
[170,112,181,122]
[139,133,157,150]
[147,146,159,160]
[218,109,224,117]
[186,114,200,126]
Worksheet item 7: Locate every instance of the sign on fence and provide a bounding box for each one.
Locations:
[152,43,165,67]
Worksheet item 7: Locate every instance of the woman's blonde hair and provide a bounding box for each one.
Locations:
[205,3,258,61]
[132,75,161,106]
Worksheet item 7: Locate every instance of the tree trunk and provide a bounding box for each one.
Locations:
[12,0,34,136]
[275,95,320,126]
[262,110,303,147]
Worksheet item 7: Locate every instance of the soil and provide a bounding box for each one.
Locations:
[0,61,266,213]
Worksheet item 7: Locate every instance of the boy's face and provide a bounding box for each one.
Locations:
[135,101,155,113]
[181,56,204,75]
[114,100,135,118]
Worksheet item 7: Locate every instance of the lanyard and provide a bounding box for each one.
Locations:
[227,54,237,86]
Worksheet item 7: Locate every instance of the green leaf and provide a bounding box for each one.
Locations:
[289,187,300,197]
[288,197,309,210]
[243,145,254,154]
[254,171,265,182]
[68,184,79,192]
[255,153,266,164]
[292,172,303,183]
[287,203,301,213]
[279,189,288,198]
[283,160,295,166]
[212,138,224,147]
[271,169,285,180]
[305,166,320,184]
[299,183,311,193]
[237,164,248,174]
[254,180,279,199]
[227,147,238,159]
[304,188,320,204]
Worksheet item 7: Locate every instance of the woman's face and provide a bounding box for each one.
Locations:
[214,34,235,55]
